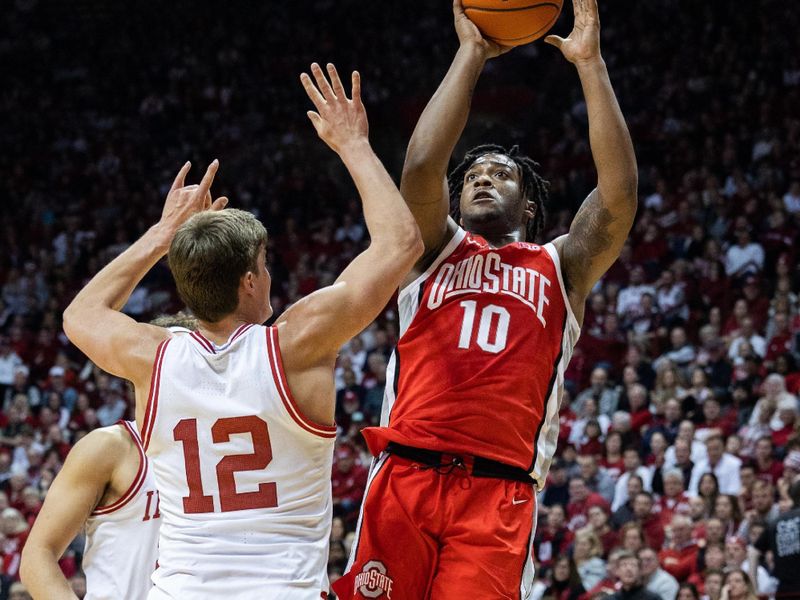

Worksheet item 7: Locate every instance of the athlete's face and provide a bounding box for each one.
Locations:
[459,154,533,236]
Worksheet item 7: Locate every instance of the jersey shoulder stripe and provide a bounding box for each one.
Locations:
[141,338,170,451]
[265,327,337,438]
[91,421,147,515]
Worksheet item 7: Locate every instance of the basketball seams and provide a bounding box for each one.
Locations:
[463,1,563,45]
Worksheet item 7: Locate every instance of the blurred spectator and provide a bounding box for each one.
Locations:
[608,551,660,600]
[687,436,741,496]
[330,444,367,524]
[612,449,653,512]
[572,368,620,417]
[572,527,607,591]
[542,556,585,600]
[639,546,678,600]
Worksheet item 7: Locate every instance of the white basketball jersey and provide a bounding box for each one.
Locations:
[83,421,160,600]
[141,324,336,599]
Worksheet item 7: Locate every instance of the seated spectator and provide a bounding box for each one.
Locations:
[330,444,368,524]
[659,515,700,582]
[617,267,657,325]
[613,474,645,529]
[696,398,735,442]
[639,546,679,600]
[535,504,574,573]
[712,495,742,539]
[613,448,653,512]
[654,327,695,372]
[542,556,585,600]
[773,395,798,448]
[724,227,764,281]
[582,547,625,599]
[578,455,616,504]
[587,504,618,558]
[657,468,691,526]
[647,398,683,449]
[572,527,607,592]
[688,436,741,496]
[572,367,620,417]
[566,476,610,532]
[608,550,660,600]
[676,583,700,600]
[739,481,778,539]
[625,384,654,435]
[696,472,721,518]
[723,537,776,595]
[663,438,695,489]
[655,272,689,328]
[737,464,757,512]
[751,436,783,485]
[701,569,724,600]
[543,460,571,508]
[687,543,725,593]
[652,365,687,409]
[601,430,625,481]
[620,522,646,554]
[575,420,606,457]
[633,492,665,550]
[728,317,766,360]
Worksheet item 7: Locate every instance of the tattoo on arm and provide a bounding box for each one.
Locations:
[564,190,616,292]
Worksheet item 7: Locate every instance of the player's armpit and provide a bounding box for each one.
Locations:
[21,429,124,599]
[558,187,635,302]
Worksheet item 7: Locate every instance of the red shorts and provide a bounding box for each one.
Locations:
[332,452,538,600]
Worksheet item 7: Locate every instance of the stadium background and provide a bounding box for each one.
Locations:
[1,0,799,597]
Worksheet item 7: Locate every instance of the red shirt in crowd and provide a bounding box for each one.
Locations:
[659,543,700,581]
[566,493,609,531]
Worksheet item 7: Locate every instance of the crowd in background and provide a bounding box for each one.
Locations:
[1,0,799,598]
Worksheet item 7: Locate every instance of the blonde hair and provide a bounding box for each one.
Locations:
[574,526,603,559]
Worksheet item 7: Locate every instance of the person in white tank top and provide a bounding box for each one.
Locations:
[59,63,423,599]
[20,420,160,599]
[21,322,193,600]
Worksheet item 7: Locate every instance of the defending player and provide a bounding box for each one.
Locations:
[335,1,637,598]
[20,317,196,600]
[60,64,422,599]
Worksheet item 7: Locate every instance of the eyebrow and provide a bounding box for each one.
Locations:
[466,161,517,174]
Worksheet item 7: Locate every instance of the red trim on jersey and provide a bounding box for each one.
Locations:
[92,421,148,515]
[141,339,171,451]
[265,327,337,438]
[190,331,216,354]
[230,323,254,343]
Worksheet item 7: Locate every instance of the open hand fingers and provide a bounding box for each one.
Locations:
[211,197,229,211]
[326,64,347,100]
[170,161,191,193]
[351,71,361,105]
[300,72,326,112]
[194,160,219,205]
[310,62,336,101]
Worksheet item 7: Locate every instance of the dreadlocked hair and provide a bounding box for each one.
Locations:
[447,144,549,243]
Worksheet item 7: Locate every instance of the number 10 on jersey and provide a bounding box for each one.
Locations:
[458,301,510,354]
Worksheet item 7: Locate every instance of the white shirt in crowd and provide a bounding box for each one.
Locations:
[688,452,742,496]
[612,466,654,512]
[725,243,764,276]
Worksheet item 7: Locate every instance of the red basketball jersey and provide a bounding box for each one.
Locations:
[362,228,580,485]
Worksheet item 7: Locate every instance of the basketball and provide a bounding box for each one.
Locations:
[463,0,564,47]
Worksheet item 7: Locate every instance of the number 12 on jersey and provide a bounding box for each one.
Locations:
[458,301,510,354]
[173,415,278,514]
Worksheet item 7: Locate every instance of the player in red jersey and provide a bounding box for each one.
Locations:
[333,1,637,598]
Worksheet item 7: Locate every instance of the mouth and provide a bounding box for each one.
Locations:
[472,191,496,203]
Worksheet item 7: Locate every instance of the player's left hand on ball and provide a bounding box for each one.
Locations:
[300,62,369,155]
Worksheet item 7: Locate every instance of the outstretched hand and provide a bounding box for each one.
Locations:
[300,63,368,155]
[453,0,511,59]
[545,0,602,65]
[158,160,228,235]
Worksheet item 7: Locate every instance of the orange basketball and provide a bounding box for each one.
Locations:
[463,0,564,47]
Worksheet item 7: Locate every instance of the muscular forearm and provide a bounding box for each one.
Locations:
[576,58,638,205]
[403,43,486,178]
[21,547,79,600]
[339,140,422,251]
[65,226,171,322]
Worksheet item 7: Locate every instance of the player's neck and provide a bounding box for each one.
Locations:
[196,315,252,346]
[466,224,526,248]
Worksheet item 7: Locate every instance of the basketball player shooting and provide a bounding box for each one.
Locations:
[60,63,422,599]
[334,1,637,598]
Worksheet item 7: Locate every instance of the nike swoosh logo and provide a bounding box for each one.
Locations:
[512,498,529,505]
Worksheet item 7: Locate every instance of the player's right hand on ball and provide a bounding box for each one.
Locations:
[300,62,368,155]
[453,0,511,59]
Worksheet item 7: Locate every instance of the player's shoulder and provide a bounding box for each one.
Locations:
[69,424,135,465]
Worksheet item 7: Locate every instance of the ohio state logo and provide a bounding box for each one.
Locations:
[354,560,394,598]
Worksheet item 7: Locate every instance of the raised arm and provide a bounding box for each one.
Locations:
[277,64,423,370]
[62,162,226,393]
[20,430,124,600]
[548,0,638,315]
[399,0,509,264]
